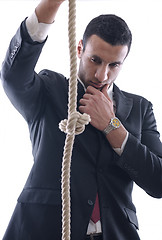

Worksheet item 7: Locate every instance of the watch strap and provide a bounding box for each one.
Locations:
[102,117,121,136]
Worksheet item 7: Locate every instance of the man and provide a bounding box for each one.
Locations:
[1,0,162,239]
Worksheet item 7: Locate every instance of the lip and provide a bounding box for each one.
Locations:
[90,81,104,89]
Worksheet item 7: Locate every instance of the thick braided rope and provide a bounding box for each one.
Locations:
[59,0,90,239]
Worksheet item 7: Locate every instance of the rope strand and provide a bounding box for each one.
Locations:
[59,1,90,239]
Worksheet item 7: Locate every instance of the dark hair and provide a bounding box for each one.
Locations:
[83,14,132,56]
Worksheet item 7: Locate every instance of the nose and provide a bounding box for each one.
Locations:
[95,65,109,83]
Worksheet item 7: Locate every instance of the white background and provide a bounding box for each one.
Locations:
[0,0,162,239]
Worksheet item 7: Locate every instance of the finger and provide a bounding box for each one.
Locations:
[79,98,89,105]
[86,86,99,95]
[101,84,111,100]
[79,105,88,114]
[101,84,108,95]
[82,93,91,100]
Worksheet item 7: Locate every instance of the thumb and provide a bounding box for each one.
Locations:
[101,84,110,99]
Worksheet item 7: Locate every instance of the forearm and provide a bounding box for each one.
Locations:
[105,124,127,149]
[116,133,162,198]
[35,0,65,24]
[1,20,45,120]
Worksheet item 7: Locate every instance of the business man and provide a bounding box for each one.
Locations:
[1,0,162,239]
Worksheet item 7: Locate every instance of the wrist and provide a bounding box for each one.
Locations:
[36,0,64,24]
[106,123,127,149]
[102,117,121,136]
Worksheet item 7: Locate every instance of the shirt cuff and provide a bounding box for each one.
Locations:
[113,131,129,156]
[26,11,53,42]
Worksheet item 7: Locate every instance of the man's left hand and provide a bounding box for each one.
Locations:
[79,84,115,131]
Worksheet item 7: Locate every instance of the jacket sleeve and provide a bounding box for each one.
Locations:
[116,101,162,198]
[1,19,47,123]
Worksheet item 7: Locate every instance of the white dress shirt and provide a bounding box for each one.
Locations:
[25,11,128,234]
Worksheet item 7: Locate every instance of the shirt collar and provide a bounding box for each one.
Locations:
[107,83,113,101]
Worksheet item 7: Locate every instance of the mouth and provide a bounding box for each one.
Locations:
[90,81,104,89]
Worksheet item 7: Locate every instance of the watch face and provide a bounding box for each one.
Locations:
[112,118,120,128]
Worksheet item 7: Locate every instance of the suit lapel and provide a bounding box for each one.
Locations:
[113,84,133,122]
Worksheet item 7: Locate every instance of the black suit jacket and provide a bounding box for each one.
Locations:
[1,20,162,240]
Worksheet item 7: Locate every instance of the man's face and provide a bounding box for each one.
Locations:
[77,34,128,90]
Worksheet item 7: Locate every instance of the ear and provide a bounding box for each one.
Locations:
[77,40,83,59]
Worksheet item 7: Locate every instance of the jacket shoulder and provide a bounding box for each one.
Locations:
[38,69,68,88]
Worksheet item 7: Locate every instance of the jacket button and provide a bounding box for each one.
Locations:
[88,200,93,206]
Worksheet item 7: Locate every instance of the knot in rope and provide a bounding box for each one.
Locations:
[59,111,91,135]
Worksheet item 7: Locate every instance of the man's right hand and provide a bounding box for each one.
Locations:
[36,0,66,24]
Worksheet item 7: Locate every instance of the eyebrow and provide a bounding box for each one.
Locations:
[92,55,122,66]
[109,61,122,66]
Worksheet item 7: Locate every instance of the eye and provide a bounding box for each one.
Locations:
[91,56,102,64]
[109,62,120,68]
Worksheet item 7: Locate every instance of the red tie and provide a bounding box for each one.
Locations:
[91,194,100,223]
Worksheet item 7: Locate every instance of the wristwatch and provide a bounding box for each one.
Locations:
[102,117,121,136]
